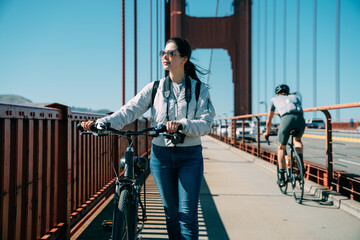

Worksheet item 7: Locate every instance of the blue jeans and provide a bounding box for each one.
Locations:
[150,144,204,240]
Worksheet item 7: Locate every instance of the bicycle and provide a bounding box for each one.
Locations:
[78,122,184,240]
[267,129,305,204]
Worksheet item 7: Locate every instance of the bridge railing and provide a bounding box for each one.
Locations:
[209,102,360,202]
[0,103,151,240]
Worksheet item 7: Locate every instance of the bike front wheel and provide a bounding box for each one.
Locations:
[112,188,135,240]
[290,154,305,204]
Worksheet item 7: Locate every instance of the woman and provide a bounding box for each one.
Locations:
[82,37,215,239]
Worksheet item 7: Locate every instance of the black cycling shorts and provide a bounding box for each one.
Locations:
[278,113,306,146]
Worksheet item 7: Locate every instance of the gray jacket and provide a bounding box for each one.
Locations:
[96,76,216,147]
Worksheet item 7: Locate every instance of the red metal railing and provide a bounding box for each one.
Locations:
[0,103,151,240]
[210,102,360,201]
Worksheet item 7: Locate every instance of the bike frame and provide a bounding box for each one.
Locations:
[270,131,304,203]
[112,134,148,239]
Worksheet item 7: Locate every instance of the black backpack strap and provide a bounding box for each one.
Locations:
[184,76,192,118]
[194,81,202,116]
[195,81,201,102]
[163,76,171,99]
[151,80,160,107]
[163,76,171,121]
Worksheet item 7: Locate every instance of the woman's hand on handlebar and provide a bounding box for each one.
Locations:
[81,120,95,132]
[166,121,182,133]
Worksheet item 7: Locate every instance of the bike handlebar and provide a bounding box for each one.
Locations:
[77,122,184,144]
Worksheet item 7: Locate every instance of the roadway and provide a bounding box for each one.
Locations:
[73,135,360,240]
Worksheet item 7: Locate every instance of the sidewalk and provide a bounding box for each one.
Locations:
[201,136,360,240]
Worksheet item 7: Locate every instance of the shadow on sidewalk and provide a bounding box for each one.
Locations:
[200,178,230,240]
[75,175,229,240]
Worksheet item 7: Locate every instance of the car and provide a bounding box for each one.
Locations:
[216,124,228,136]
[269,123,279,135]
[306,118,325,129]
[258,121,267,134]
[252,121,278,136]
[227,121,256,140]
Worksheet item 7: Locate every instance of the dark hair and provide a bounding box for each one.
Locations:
[275,84,290,95]
[166,37,207,82]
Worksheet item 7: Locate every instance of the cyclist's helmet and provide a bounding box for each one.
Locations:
[275,84,290,95]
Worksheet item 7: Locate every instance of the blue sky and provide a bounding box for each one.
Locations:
[0,0,359,121]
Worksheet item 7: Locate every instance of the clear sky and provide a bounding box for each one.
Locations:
[0,0,359,121]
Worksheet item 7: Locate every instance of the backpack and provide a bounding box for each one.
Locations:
[151,76,202,117]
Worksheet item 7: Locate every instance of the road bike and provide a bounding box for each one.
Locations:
[267,129,305,204]
[78,122,184,240]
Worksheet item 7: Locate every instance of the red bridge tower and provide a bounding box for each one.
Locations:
[165,0,252,116]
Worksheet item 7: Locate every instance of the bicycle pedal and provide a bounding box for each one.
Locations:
[102,220,113,232]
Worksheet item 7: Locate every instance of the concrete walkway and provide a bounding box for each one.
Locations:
[74,136,360,240]
[199,136,360,240]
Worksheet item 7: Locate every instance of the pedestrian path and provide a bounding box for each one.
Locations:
[199,136,360,240]
[73,136,360,240]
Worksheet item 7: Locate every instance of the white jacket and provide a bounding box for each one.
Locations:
[96,76,216,147]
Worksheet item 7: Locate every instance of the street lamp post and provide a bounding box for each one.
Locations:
[259,101,268,113]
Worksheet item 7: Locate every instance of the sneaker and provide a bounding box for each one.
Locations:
[277,179,286,187]
[278,169,286,186]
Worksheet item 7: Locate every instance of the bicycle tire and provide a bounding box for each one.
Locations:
[276,161,288,194]
[112,188,135,240]
[290,154,305,204]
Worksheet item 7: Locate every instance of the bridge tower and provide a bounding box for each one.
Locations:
[165,0,252,116]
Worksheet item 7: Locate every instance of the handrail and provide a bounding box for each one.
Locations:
[211,101,360,201]
[215,102,360,121]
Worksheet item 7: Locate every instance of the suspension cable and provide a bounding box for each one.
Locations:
[134,0,137,95]
[122,0,125,105]
[150,0,152,83]
[206,0,219,85]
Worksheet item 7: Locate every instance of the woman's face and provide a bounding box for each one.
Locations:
[161,42,187,72]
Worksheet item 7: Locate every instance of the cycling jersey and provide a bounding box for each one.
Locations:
[270,94,303,116]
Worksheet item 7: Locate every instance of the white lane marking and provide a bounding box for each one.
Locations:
[338,158,360,166]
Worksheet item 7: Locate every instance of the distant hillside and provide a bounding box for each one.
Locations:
[0,94,43,106]
[0,94,111,114]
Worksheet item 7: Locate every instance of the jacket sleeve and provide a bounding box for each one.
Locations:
[178,85,216,137]
[96,82,154,130]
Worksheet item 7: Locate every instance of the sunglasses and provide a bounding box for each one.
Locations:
[159,50,177,59]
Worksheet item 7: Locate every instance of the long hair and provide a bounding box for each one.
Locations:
[165,37,208,82]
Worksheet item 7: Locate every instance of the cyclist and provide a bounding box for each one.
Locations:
[263,84,305,186]
[82,37,215,240]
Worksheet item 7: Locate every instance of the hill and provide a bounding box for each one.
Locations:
[0,94,111,114]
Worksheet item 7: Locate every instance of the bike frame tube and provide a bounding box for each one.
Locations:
[124,147,135,179]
